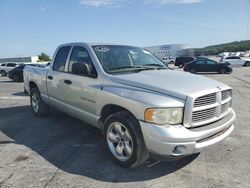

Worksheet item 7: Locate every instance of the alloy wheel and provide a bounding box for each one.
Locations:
[106,122,133,161]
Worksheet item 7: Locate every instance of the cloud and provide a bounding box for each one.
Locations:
[145,0,203,5]
[80,0,123,7]
[79,0,203,8]
[40,7,46,11]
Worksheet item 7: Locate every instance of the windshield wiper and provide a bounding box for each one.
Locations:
[141,64,168,69]
[109,65,156,73]
[110,65,142,70]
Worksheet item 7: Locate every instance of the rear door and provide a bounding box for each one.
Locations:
[225,57,241,66]
[47,46,71,105]
[6,63,17,72]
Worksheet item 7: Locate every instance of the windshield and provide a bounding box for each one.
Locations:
[93,45,168,74]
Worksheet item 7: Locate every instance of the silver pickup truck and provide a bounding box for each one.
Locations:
[24,43,236,167]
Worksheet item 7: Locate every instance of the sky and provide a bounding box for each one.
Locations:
[0,0,249,57]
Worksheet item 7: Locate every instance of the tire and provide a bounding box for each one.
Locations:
[178,64,184,68]
[190,68,196,74]
[104,111,148,168]
[13,74,19,82]
[219,68,226,74]
[245,61,250,67]
[30,88,49,117]
[1,70,7,77]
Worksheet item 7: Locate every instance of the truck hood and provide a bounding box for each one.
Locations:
[110,70,227,100]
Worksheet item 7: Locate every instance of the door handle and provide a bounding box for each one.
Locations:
[64,80,72,85]
[47,75,53,80]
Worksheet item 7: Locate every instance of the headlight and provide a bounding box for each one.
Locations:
[145,108,183,125]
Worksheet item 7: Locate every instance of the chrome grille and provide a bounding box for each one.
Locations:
[192,107,216,122]
[189,89,232,127]
[221,102,230,114]
[222,90,231,101]
[194,93,216,107]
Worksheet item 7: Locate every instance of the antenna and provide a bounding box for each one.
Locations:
[246,22,248,41]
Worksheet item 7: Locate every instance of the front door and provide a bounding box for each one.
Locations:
[63,46,99,126]
[206,60,218,72]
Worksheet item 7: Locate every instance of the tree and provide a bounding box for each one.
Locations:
[38,52,51,62]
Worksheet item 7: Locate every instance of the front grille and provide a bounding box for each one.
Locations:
[221,102,230,114]
[194,93,216,107]
[189,89,232,127]
[222,90,231,101]
[192,107,216,123]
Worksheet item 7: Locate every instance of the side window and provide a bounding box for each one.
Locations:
[196,60,205,65]
[68,46,97,78]
[7,63,16,67]
[53,46,71,72]
[206,60,216,65]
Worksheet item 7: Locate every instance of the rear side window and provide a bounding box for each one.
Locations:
[53,46,71,72]
[7,63,17,67]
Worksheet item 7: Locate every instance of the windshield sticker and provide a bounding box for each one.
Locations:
[143,50,151,54]
[95,46,109,53]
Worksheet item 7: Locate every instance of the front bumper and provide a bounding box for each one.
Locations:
[140,109,235,157]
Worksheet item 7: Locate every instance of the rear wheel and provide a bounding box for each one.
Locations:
[245,61,250,67]
[1,70,6,77]
[13,74,20,82]
[219,68,226,74]
[104,111,148,168]
[178,64,184,68]
[190,68,196,74]
[30,88,49,117]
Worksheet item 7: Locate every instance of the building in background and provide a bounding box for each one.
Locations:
[0,56,39,64]
[145,44,190,60]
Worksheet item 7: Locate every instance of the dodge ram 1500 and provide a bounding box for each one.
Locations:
[24,43,236,167]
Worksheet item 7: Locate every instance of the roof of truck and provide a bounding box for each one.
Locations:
[59,42,138,47]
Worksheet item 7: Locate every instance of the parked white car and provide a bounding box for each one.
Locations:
[220,56,250,67]
[0,63,18,76]
[162,57,175,64]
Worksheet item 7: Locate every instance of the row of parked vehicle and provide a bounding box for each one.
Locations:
[0,63,46,82]
[174,55,250,74]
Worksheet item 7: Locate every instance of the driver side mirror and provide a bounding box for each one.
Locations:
[72,63,90,76]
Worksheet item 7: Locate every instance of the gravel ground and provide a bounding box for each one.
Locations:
[0,67,250,188]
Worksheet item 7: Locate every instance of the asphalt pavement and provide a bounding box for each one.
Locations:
[0,67,250,188]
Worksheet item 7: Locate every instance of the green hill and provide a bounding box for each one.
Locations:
[202,40,250,55]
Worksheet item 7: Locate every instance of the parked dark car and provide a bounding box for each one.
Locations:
[183,59,232,74]
[8,64,45,82]
[174,56,195,68]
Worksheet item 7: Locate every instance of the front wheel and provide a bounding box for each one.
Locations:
[104,111,148,168]
[219,68,226,74]
[30,88,49,117]
[1,70,6,77]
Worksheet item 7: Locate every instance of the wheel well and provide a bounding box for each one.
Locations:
[100,104,136,123]
[29,81,38,90]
